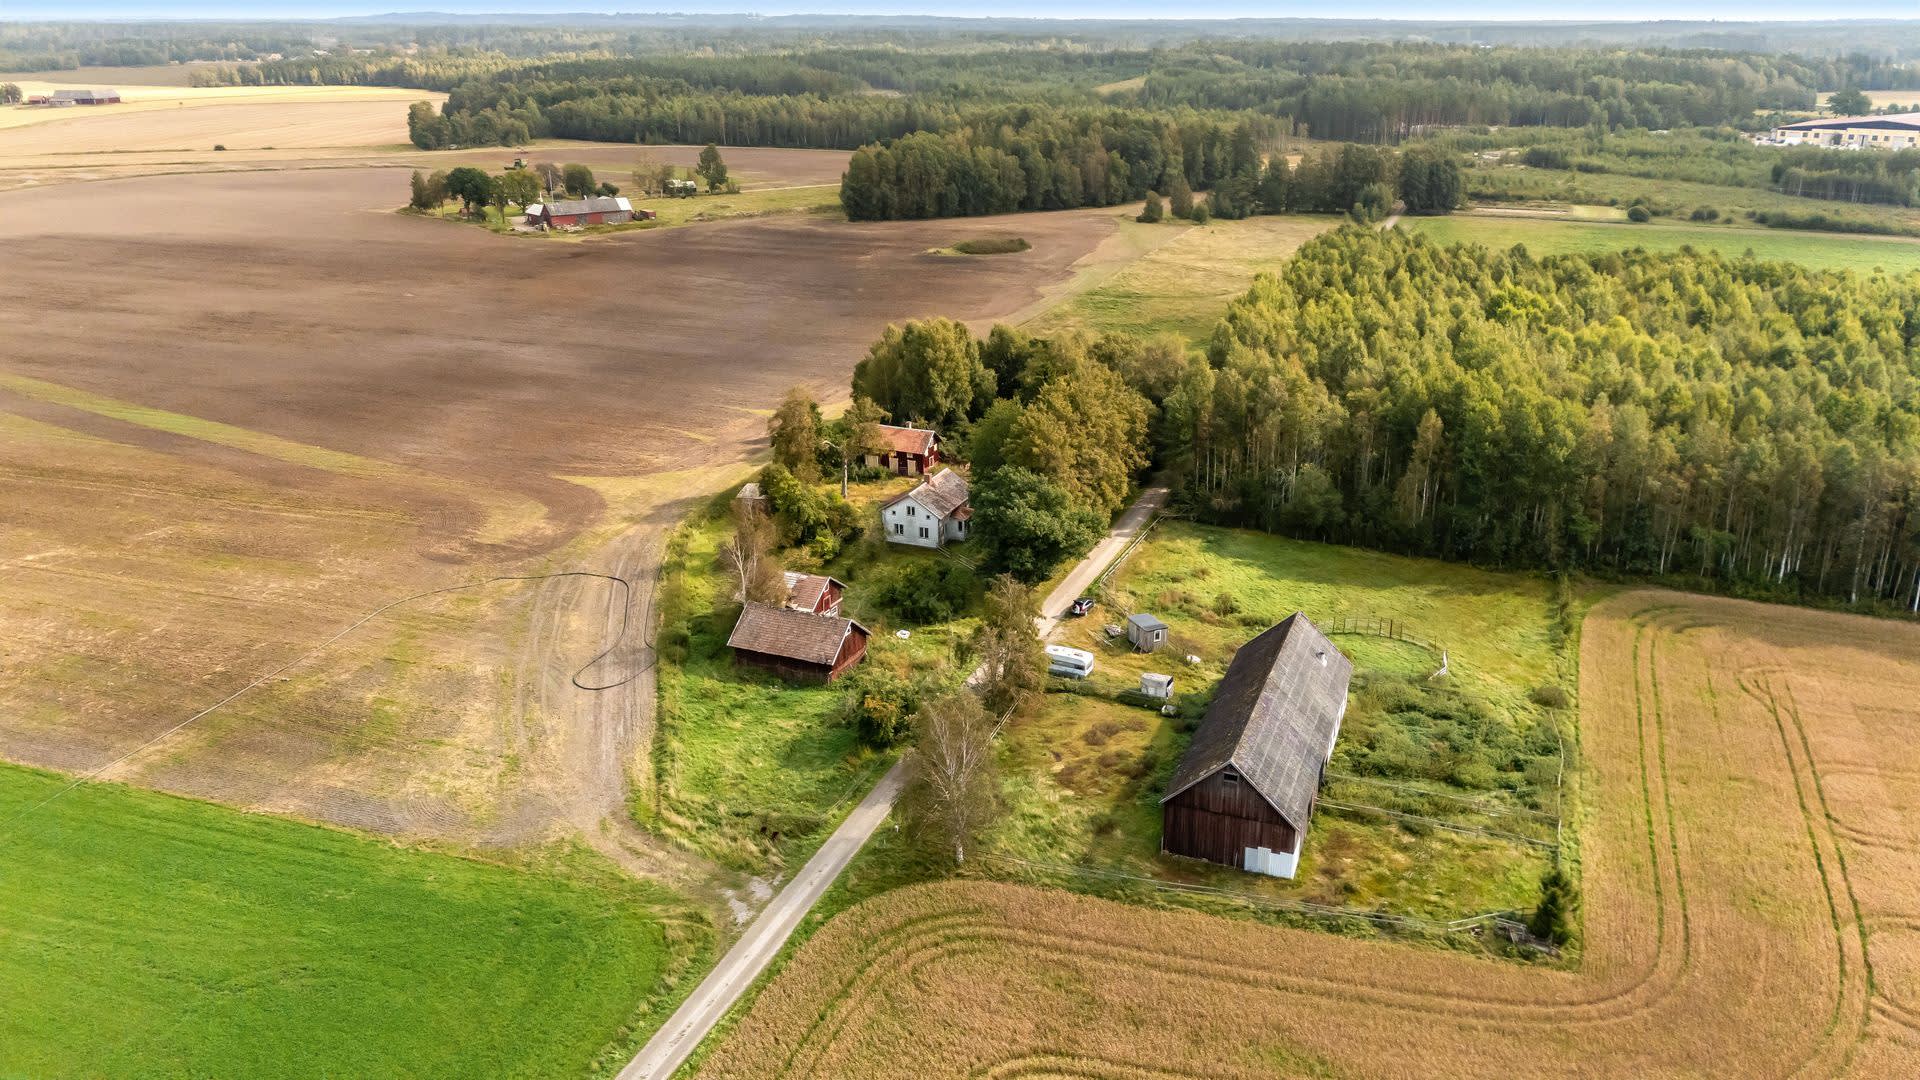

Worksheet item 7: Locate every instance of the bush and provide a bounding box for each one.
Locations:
[1188,202,1211,224]
[1137,191,1165,223]
[1211,591,1239,616]
[1529,866,1576,946]
[951,236,1030,255]
[1689,206,1720,222]
[1627,204,1652,223]
[213,143,227,152]
[1530,683,1571,709]
[870,560,974,623]
[840,666,923,749]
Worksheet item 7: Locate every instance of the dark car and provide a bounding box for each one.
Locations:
[1068,597,1096,617]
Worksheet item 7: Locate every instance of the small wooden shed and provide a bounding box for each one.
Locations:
[1126,613,1169,652]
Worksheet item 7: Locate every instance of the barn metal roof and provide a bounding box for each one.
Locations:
[726,603,867,666]
[1160,612,1352,832]
[544,196,633,216]
[1780,112,1920,132]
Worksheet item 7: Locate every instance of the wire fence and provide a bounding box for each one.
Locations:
[980,854,1538,940]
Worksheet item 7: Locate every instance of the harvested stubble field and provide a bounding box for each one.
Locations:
[699,591,1920,1078]
[0,164,1119,855]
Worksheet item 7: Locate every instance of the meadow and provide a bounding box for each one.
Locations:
[0,763,703,1079]
[1020,212,1334,341]
[1407,212,1920,274]
[641,477,978,873]
[698,591,1920,1077]
[984,523,1567,924]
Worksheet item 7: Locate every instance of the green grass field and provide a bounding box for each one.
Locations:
[643,476,974,873]
[1023,213,1334,341]
[1407,213,1920,274]
[0,764,704,1079]
[985,523,1568,926]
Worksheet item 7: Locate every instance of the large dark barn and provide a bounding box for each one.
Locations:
[1160,612,1352,878]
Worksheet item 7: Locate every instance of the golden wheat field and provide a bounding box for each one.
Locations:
[699,591,1920,1078]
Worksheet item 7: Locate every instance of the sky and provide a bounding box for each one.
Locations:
[5,3,1920,20]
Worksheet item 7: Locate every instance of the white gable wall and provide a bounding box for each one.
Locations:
[882,494,945,548]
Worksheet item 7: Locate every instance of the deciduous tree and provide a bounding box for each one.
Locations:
[971,466,1103,583]
[973,576,1041,718]
[697,143,730,192]
[561,162,595,198]
[768,386,822,483]
[901,692,1000,865]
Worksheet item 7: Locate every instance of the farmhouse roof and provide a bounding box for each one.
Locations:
[1129,613,1168,632]
[877,424,938,457]
[782,571,845,613]
[883,467,969,518]
[1781,112,1920,132]
[545,195,633,216]
[1161,613,1352,832]
[726,603,868,666]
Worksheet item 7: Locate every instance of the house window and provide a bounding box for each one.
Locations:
[894,523,904,535]
[1221,769,1240,787]
[919,527,929,539]
[906,505,916,517]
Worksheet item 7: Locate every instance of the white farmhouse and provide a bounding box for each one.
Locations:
[879,468,971,549]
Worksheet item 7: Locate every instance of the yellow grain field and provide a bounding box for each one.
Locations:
[699,591,1920,1078]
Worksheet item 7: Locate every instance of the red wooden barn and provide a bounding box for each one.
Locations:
[782,572,847,616]
[862,424,940,477]
[1160,612,1351,878]
[726,602,870,683]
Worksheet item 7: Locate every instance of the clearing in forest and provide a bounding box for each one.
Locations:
[698,591,1920,1078]
[1407,212,1920,274]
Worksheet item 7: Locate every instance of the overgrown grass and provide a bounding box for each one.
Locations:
[1023,213,1334,341]
[1405,213,1920,274]
[0,763,704,1079]
[945,235,1031,255]
[983,523,1569,928]
[641,476,977,873]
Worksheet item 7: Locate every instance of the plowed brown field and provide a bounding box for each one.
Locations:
[0,164,1120,861]
[698,591,1920,1078]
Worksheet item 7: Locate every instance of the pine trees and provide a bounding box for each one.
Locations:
[1167,172,1194,219]
[1529,866,1576,946]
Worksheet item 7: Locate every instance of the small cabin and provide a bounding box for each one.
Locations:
[726,603,870,683]
[1160,613,1351,878]
[1126,613,1168,652]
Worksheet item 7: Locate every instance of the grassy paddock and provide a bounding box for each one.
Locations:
[0,763,703,1079]
[1406,212,1920,274]
[642,476,975,873]
[986,523,1568,927]
[1022,213,1335,341]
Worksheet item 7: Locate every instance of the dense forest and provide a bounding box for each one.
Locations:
[838,135,1459,221]
[1158,228,1920,609]
[285,41,1920,152]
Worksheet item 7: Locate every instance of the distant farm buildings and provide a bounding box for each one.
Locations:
[25,88,122,107]
[524,196,652,228]
[727,602,870,683]
[881,467,970,549]
[862,424,940,477]
[1161,613,1352,879]
[1763,112,1920,149]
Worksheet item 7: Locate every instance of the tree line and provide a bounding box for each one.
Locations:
[842,136,1460,222]
[1159,227,1920,611]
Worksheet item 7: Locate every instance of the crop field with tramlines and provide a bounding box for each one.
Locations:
[698,590,1920,1078]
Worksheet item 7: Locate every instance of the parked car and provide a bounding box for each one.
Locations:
[1068,597,1095,617]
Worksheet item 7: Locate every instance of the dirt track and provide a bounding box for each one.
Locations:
[0,161,1121,878]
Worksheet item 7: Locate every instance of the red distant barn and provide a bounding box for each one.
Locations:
[727,603,869,683]
[782,571,847,616]
[525,196,652,228]
[862,424,940,477]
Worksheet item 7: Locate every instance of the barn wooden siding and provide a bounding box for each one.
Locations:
[1161,767,1299,868]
